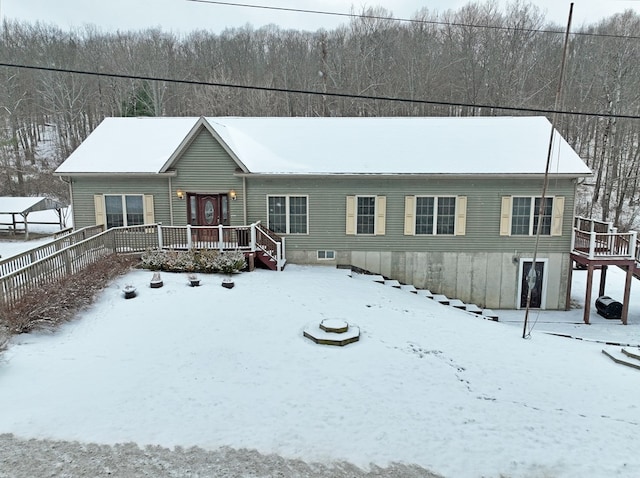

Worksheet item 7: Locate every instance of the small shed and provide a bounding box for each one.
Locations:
[0,196,67,240]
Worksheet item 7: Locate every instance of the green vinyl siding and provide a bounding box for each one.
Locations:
[70,176,170,228]
[244,176,576,255]
[170,127,244,226]
[66,122,577,260]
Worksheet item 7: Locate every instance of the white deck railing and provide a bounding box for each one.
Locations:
[0,222,285,311]
[571,216,639,263]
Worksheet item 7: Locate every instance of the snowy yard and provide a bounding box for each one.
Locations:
[1,252,640,477]
[0,208,68,259]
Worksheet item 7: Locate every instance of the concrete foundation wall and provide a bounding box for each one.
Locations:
[286,249,570,310]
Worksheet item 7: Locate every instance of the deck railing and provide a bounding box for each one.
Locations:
[255,222,286,270]
[0,225,104,278]
[574,216,616,234]
[0,228,115,310]
[572,216,640,262]
[0,222,284,310]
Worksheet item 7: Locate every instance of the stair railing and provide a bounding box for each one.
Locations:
[254,221,285,271]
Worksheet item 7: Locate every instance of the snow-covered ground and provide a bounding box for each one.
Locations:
[0,236,56,260]
[1,251,640,477]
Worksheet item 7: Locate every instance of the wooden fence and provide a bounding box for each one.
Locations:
[0,225,103,277]
[0,228,114,311]
[0,222,283,311]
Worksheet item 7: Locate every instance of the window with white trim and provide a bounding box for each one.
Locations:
[500,196,564,236]
[346,195,386,236]
[416,196,456,235]
[267,195,308,234]
[511,197,553,236]
[317,250,335,260]
[357,196,376,234]
[404,195,466,236]
[105,194,144,228]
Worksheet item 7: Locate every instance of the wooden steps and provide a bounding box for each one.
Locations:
[482,309,499,321]
[400,284,417,293]
[465,304,483,314]
[449,299,466,309]
[255,251,281,271]
[384,279,402,288]
[432,294,450,305]
[349,269,499,321]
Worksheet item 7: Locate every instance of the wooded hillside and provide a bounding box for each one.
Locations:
[0,2,638,227]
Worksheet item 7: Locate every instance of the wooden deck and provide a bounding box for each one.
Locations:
[570,217,640,325]
[0,221,285,311]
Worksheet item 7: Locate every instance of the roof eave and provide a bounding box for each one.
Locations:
[54,171,178,178]
[234,172,592,179]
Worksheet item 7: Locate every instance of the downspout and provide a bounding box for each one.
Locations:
[60,176,74,228]
[242,176,248,224]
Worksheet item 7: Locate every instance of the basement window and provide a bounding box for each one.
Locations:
[317,250,336,260]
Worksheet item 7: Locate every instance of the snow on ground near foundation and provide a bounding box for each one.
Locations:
[1,264,640,478]
[499,265,640,345]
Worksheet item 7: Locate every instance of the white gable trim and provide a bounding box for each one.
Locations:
[159,117,251,174]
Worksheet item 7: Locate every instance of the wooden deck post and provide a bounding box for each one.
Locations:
[565,256,573,311]
[186,225,192,249]
[276,242,282,271]
[157,223,163,249]
[588,232,596,259]
[584,263,594,324]
[622,264,633,326]
[0,279,6,310]
[250,223,257,251]
[599,265,607,297]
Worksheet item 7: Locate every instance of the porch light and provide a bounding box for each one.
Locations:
[229,189,237,200]
[176,189,185,200]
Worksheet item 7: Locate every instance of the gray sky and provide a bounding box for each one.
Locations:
[2,0,639,33]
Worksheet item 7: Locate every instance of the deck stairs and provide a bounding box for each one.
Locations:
[350,269,499,321]
[602,347,640,371]
[254,250,279,270]
[253,223,286,271]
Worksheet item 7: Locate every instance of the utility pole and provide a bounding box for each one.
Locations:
[522,3,574,339]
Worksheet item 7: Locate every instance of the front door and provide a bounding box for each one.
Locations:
[188,193,229,244]
[198,195,221,226]
[519,260,546,309]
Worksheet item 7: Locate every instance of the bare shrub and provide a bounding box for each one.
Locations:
[1,254,139,335]
[141,249,246,274]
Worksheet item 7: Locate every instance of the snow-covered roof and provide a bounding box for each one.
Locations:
[55,116,591,176]
[55,117,200,174]
[0,197,65,215]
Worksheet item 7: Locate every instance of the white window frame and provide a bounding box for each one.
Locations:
[104,194,145,228]
[414,196,457,235]
[511,196,553,236]
[405,195,466,236]
[346,195,386,236]
[356,195,377,235]
[317,250,336,260]
[266,195,309,235]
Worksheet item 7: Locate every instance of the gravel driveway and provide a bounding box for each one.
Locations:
[0,434,442,478]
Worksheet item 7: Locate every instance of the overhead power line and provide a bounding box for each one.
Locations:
[186,0,640,40]
[1,61,638,121]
